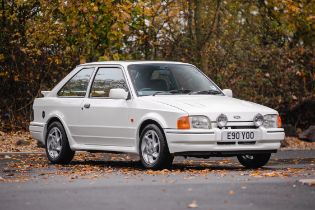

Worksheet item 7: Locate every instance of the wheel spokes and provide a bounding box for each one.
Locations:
[152,152,159,158]
[141,129,161,165]
[47,127,62,159]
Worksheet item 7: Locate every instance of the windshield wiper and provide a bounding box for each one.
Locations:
[152,89,193,96]
[169,89,192,94]
[152,91,170,96]
[189,90,222,95]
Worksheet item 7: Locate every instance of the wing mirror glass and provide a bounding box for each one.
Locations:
[222,89,233,97]
[109,88,129,100]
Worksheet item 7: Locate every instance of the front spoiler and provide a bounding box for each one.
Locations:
[174,149,278,157]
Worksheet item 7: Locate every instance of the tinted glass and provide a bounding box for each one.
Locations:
[58,68,94,97]
[90,67,128,97]
[128,64,222,96]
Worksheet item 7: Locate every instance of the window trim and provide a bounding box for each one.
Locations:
[57,67,95,98]
[88,66,130,99]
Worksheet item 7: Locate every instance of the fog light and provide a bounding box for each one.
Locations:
[253,113,264,127]
[217,114,228,128]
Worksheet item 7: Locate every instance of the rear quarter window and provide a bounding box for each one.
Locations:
[58,68,94,97]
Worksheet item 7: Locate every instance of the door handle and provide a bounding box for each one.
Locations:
[83,103,90,109]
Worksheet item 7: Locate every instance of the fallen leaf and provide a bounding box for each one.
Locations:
[228,190,235,195]
[299,179,315,186]
[187,200,198,208]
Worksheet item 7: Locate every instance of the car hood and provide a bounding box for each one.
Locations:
[143,95,277,121]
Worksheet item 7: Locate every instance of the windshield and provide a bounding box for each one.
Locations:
[127,63,223,96]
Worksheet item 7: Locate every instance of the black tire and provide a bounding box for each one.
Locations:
[139,124,174,170]
[45,121,75,164]
[237,153,271,169]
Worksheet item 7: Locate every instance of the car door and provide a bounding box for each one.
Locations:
[56,67,95,143]
[76,66,135,147]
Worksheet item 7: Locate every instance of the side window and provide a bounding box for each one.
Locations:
[90,67,128,97]
[58,68,94,97]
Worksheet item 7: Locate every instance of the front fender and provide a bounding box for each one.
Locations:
[135,112,171,153]
[138,112,168,129]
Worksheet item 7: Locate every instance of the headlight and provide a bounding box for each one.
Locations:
[177,116,211,129]
[253,113,264,127]
[263,114,278,128]
[217,114,228,128]
[190,116,211,129]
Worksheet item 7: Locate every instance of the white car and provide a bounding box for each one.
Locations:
[30,61,285,169]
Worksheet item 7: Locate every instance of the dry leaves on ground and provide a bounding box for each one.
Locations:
[0,131,315,183]
[0,131,43,153]
[0,151,314,183]
[187,200,198,208]
[281,137,315,150]
[299,179,315,186]
[1,131,315,153]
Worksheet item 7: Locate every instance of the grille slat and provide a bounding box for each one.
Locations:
[238,141,256,145]
[217,142,236,145]
[221,126,257,129]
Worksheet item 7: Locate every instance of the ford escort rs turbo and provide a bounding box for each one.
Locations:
[30,61,285,169]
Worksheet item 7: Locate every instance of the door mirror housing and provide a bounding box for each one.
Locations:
[109,88,129,100]
[222,89,233,97]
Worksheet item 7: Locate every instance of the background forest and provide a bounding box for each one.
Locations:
[0,0,314,134]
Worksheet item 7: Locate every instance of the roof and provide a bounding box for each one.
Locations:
[78,60,191,67]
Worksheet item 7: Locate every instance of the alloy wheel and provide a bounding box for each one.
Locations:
[141,130,161,165]
[47,127,62,159]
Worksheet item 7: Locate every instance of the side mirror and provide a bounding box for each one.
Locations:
[222,89,233,97]
[109,88,128,100]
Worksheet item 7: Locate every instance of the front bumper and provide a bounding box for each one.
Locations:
[164,127,285,154]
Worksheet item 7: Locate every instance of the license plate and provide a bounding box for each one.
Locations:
[221,131,259,141]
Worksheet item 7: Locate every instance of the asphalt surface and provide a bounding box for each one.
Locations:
[0,150,314,210]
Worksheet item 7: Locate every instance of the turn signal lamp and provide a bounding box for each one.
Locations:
[177,116,190,129]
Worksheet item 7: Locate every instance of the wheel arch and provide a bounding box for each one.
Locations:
[43,114,74,148]
[136,118,168,154]
[44,116,64,143]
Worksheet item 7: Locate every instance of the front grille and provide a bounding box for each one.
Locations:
[217,142,236,145]
[238,141,256,145]
[221,126,257,129]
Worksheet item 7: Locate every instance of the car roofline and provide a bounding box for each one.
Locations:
[77,60,193,67]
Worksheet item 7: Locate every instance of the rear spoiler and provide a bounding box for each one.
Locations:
[41,91,51,97]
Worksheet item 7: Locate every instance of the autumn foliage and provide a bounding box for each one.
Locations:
[0,0,314,131]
